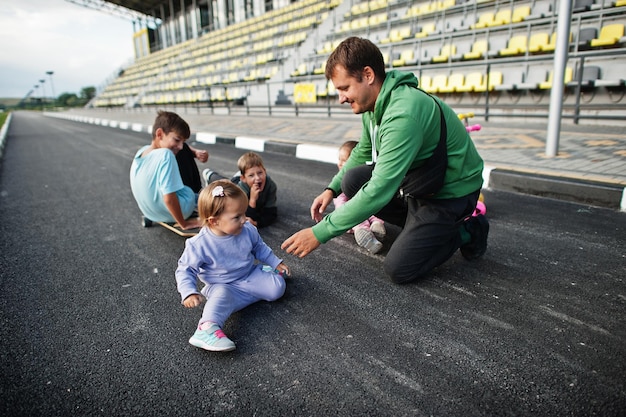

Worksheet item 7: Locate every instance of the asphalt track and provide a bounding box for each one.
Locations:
[1,111,625,416]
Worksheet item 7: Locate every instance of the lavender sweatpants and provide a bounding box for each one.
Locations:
[199,265,286,327]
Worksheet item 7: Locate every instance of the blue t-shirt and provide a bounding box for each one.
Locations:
[130,146,196,222]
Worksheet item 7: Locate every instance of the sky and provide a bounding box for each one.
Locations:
[0,0,135,99]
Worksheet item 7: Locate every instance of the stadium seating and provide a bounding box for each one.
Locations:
[392,50,417,67]
[92,0,626,121]
[471,12,495,29]
[312,60,326,75]
[495,68,525,91]
[539,67,574,89]
[291,63,309,77]
[512,5,531,23]
[476,71,503,92]
[456,72,484,92]
[432,44,457,63]
[517,68,550,90]
[428,74,449,93]
[541,32,573,53]
[567,65,601,88]
[499,35,528,56]
[439,73,465,93]
[590,23,625,47]
[405,2,437,18]
[576,27,599,50]
[415,23,437,38]
[381,27,412,44]
[573,0,596,13]
[528,32,550,53]
[463,39,488,60]
[418,74,432,91]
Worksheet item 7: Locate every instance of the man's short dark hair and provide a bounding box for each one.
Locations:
[325,37,386,83]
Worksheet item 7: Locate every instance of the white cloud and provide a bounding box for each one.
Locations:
[0,0,135,98]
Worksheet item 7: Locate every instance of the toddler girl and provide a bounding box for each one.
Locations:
[175,180,289,352]
[335,140,386,254]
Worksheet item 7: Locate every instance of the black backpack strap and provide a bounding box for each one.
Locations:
[398,88,448,199]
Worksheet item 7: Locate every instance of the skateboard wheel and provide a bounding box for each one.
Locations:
[142,217,153,227]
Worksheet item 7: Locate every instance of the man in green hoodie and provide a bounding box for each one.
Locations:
[282,37,489,284]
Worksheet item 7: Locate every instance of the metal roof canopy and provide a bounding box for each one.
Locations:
[106,0,183,19]
[65,0,161,22]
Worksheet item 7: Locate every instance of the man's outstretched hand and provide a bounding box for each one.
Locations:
[281,228,320,258]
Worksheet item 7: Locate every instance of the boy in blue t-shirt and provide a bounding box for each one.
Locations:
[130,111,201,230]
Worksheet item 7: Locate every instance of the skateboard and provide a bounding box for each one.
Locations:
[141,216,201,237]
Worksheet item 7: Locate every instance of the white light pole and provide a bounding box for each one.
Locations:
[545,0,572,158]
[33,85,40,108]
[39,79,46,104]
[46,71,56,104]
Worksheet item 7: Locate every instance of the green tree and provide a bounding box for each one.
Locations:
[57,92,79,107]
[80,86,96,102]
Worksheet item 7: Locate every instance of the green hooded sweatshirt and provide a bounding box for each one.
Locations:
[312,70,484,244]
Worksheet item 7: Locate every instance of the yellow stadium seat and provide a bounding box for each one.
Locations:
[415,2,437,16]
[544,32,558,52]
[528,32,550,53]
[499,35,528,56]
[415,23,436,38]
[419,74,432,91]
[539,67,573,90]
[369,13,387,26]
[351,17,369,30]
[317,41,333,54]
[317,81,337,97]
[512,5,531,23]
[439,73,464,93]
[432,44,457,63]
[463,39,488,60]
[371,0,388,12]
[471,12,494,29]
[490,9,512,26]
[397,27,412,41]
[291,63,308,77]
[211,89,225,102]
[405,5,418,18]
[381,27,411,43]
[437,0,456,11]
[456,72,483,92]
[616,0,626,6]
[313,60,326,75]
[392,50,416,67]
[429,74,448,93]
[475,71,503,92]
[541,32,572,53]
[381,29,398,44]
[263,66,278,80]
[590,23,625,47]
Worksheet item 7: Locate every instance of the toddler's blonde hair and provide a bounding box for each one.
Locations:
[198,180,248,227]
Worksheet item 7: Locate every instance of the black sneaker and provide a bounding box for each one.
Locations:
[460,214,489,260]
